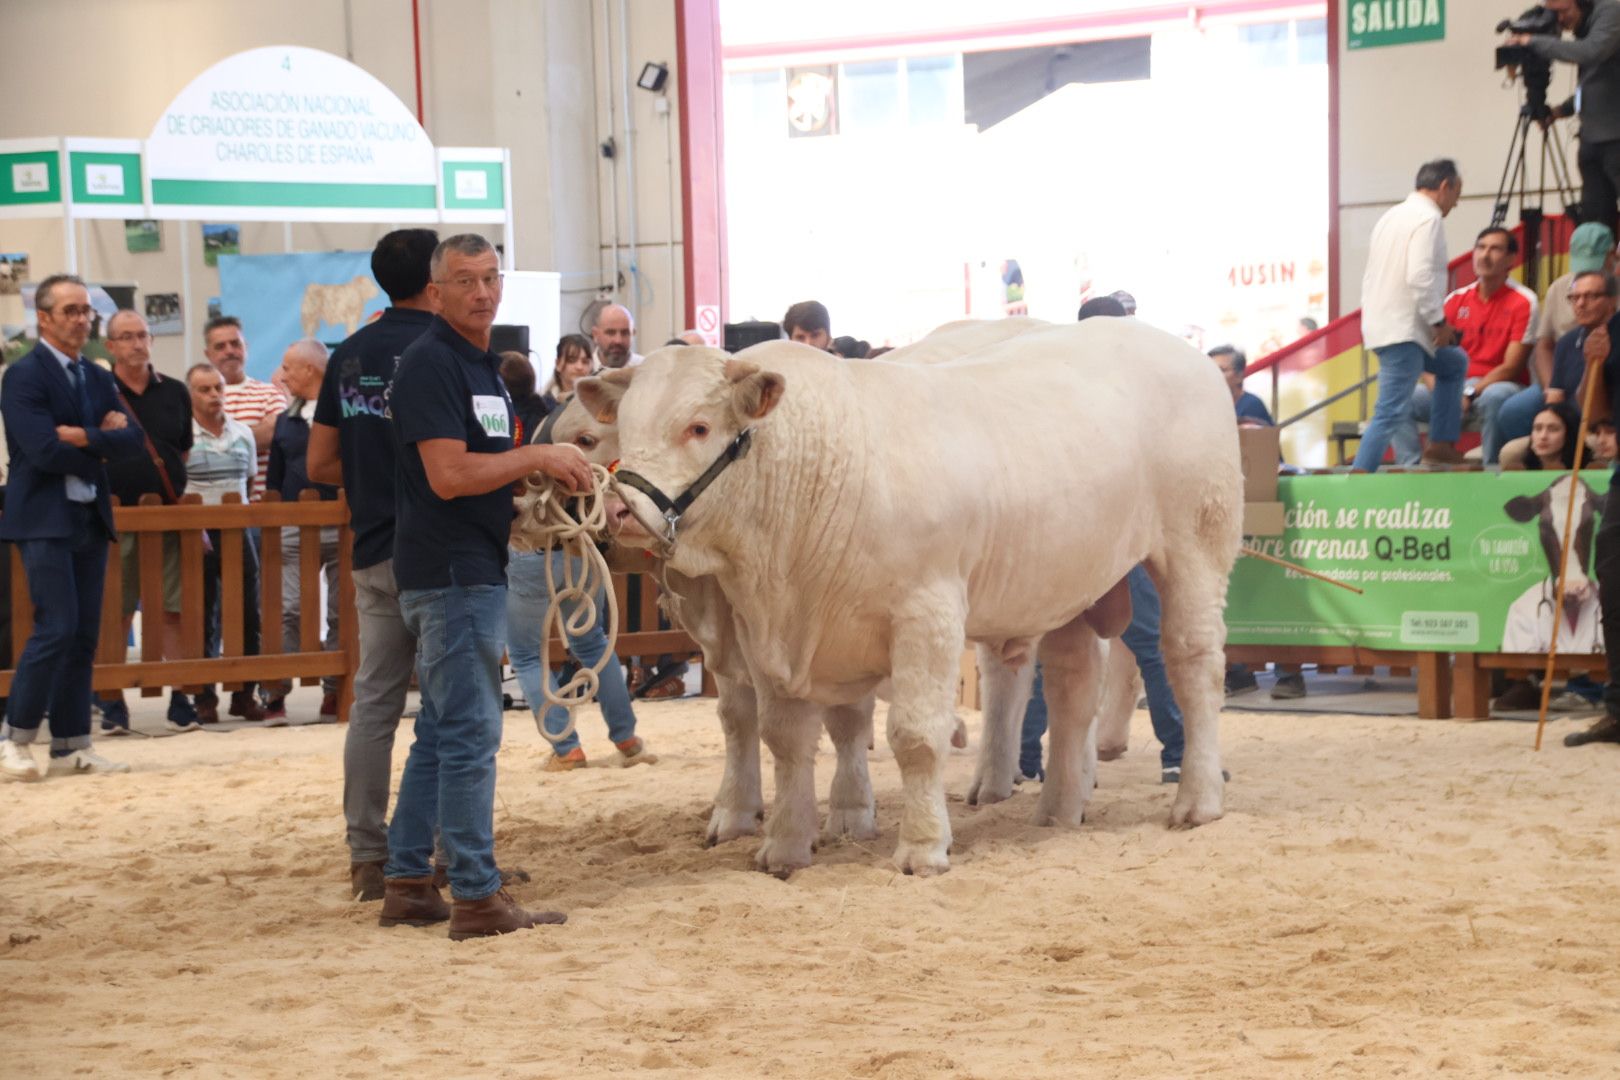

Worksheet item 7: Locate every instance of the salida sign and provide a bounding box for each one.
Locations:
[1347,0,1445,51]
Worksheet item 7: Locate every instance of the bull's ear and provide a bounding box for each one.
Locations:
[576,369,633,423]
[725,358,785,420]
[1503,495,1540,523]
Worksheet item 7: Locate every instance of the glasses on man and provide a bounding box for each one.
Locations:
[109,331,153,342]
[437,272,504,292]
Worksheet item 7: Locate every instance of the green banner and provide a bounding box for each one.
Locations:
[1228,471,1609,652]
[1,151,60,205]
[1347,0,1445,51]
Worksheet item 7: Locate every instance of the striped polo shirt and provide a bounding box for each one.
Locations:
[222,376,286,497]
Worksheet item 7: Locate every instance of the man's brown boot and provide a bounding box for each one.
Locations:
[350,860,387,902]
[448,888,566,941]
[1420,441,1467,466]
[377,876,450,928]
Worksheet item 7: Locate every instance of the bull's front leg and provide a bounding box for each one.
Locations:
[967,642,1036,805]
[755,691,822,877]
[707,676,765,846]
[887,591,966,876]
[822,697,878,842]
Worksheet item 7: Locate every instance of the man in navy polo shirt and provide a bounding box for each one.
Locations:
[377,234,592,939]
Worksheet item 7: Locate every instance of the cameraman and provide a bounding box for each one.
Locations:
[1512,0,1620,231]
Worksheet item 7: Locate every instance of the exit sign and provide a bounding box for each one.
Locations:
[1348,0,1445,51]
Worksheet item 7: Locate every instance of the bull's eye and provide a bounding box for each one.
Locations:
[575,434,598,450]
[687,422,710,440]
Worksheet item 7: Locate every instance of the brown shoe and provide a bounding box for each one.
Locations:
[228,691,265,723]
[1420,442,1467,466]
[448,888,566,940]
[377,876,450,927]
[637,673,686,700]
[194,695,220,725]
[351,859,386,902]
[1564,713,1620,747]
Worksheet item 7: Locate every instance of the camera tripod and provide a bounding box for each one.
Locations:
[1490,99,1581,292]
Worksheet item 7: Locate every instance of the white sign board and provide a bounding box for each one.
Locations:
[12,162,47,193]
[146,46,436,215]
[493,271,562,372]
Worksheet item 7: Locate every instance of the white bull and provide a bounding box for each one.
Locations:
[583,317,1241,874]
[530,318,1093,854]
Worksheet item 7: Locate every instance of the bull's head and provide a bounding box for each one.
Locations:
[576,347,784,551]
[1503,474,1599,593]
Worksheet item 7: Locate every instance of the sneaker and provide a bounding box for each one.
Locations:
[242,693,278,726]
[319,691,339,719]
[194,694,220,725]
[0,740,42,782]
[1270,673,1307,700]
[544,747,587,771]
[47,748,131,776]
[166,692,201,732]
[98,697,132,737]
[635,661,690,700]
[1493,679,1543,712]
[1549,691,1596,713]
[1563,713,1620,746]
[615,736,659,767]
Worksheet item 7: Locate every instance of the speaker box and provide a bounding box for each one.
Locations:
[490,323,530,355]
[724,320,782,353]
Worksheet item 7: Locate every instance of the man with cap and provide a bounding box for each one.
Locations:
[1496,222,1618,449]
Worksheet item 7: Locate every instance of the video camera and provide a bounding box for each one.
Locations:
[1495,5,1561,117]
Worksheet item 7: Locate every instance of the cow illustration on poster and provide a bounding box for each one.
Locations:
[301,275,379,338]
[1500,474,1605,654]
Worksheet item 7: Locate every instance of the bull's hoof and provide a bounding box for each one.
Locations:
[821,804,879,842]
[1169,788,1224,829]
[966,776,1014,807]
[705,805,764,847]
[1029,801,1086,829]
[892,839,951,877]
[754,835,814,876]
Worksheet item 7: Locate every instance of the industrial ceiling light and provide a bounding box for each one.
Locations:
[637,61,669,93]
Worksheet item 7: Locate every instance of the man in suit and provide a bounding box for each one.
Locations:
[0,275,144,781]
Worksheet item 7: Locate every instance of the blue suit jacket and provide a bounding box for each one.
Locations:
[0,341,144,541]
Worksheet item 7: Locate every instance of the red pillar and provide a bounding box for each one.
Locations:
[676,0,728,336]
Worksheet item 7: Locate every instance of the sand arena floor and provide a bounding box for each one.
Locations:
[4,692,1618,1078]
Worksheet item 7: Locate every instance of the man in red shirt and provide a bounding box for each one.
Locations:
[1395,226,1538,464]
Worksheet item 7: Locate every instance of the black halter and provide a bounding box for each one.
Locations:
[534,393,571,445]
[613,428,753,545]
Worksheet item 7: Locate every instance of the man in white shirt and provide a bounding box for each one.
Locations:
[1354,158,1468,471]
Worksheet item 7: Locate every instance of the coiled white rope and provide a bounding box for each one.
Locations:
[509,461,620,745]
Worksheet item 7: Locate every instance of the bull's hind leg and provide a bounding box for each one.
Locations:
[1094,639,1140,761]
[823,696,878,841]
[1030,617,1103,828]
[887,590,966,876]
[706,676,764,846]
[755,690,823,876]
[1149,541,1234,828]
[967,643,1036,806]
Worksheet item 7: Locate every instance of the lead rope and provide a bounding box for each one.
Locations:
[510,461,620,746]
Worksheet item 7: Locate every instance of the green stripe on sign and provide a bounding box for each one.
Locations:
[152,178,437,209]
[1,151,61,205]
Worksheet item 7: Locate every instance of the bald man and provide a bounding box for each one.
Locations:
[592,303,642,369]
[264,338,342,722]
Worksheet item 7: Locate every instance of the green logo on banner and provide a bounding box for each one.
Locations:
[1348,0,1445,50]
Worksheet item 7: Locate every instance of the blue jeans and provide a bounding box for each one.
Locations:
[1018,566,1185,774]
[1,504,104,753]
[505,549,638,755]
[1496,384,1547,459]
[386,584,507,901]
[1396,374,1523,465]
[1354,342,1466,472]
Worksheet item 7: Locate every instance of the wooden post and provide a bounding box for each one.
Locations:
[1452,652,1491,721]
[336,491,357,723]
[96,502,122,664]
[220,494,245,691]
[136,493,165,697]
[178,495,206,692]
[298,490,321,684]
[1416,652,1451,720]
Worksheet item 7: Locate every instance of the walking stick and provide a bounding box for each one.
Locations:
[1534,346,1605,751]
[1240,546,1366,594]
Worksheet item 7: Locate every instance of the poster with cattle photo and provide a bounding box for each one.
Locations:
[215,251,387,381]
[1225,472,1611,653]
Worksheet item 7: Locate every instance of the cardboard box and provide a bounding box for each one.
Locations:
[1242,501,1285,537]
[1239,425,1280,502]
